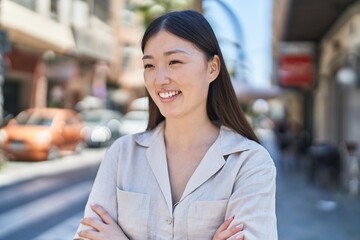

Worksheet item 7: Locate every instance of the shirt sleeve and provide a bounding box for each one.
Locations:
[73,144,119,240]
[226,148,278,240]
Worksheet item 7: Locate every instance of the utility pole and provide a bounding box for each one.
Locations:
[0,30,10,124]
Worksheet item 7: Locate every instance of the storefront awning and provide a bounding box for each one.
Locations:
[231,80,283,102]
[283,0,356,42]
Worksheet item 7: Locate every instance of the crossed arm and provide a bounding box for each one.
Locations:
[77,203,244,240]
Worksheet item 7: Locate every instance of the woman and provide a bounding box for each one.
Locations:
[75,10,277,240]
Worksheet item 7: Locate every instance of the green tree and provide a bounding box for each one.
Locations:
[132,0,193,27]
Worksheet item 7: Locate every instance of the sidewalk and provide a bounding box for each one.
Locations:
[0,148,105,188]
[1,147,359,239]
[276,161,360,240]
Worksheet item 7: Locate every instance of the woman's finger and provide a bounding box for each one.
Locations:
[234,233,245,240]
[215,216,234,234]
[78,229,100,240]
[90,203,114,225]
[217,223,244,240]
[81,217,105,232]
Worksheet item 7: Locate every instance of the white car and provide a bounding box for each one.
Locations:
[80,109,123,147]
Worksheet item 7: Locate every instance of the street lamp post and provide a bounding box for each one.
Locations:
[336,51,360,88]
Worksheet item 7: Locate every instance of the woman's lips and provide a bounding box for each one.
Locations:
[158,90,181,102]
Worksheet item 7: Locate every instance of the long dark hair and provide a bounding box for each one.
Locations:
[141,10,259,143]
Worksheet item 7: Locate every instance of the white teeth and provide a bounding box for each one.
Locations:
[159,91,179,99]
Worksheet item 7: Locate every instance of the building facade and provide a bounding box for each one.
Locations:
[0,0,118,115]
[273,0,360,191]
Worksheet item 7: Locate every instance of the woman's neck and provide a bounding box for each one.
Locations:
[164,116,219,150]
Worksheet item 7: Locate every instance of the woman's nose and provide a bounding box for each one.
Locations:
[155,67,170,85]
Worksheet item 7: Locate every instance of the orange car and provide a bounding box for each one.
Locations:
[0,108,84,161]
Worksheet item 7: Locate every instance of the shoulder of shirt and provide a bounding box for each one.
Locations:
[220,125,274,167]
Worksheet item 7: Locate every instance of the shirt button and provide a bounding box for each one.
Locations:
[166,217,173,225]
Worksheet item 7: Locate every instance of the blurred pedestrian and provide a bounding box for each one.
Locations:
[75,10,277,240]
[274,109,298,170]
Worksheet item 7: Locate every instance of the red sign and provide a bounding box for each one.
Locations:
[278,55,314,88]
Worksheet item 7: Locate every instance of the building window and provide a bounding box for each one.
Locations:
[11,0,35,10]
[50,0,58,20]
[93,0,109,22]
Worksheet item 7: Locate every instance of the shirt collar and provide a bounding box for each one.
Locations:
[134,122,251,156]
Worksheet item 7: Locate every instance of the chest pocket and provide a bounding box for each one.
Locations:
[117,189,150,239]
[187,199,228,239]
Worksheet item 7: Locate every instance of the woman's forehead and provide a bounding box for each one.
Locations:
[143,31,200,56]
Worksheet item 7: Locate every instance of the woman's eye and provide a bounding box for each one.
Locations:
[169,60,181,65]
[144,64,154,69]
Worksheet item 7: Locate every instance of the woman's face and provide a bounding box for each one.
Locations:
[143,30,219,121]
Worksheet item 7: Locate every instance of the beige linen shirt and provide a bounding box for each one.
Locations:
[75,123,277,239]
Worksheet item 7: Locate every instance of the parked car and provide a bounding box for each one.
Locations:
[80,109,123,147]
[0,108,84,161]
[119,110,149,136]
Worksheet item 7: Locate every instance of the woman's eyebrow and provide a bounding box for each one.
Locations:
[142,49,190,60]
[164,49,190,56]
[142,55,153,60]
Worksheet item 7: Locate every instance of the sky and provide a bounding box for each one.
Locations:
[203,0,273,88]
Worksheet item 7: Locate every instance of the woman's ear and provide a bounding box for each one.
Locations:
[208,55,221,82]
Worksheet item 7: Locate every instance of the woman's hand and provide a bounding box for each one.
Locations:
[212,216,244,240]
[78,204,129,240]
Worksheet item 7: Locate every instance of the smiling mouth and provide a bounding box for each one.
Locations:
[158,91,181,99]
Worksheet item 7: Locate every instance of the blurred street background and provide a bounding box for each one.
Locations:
[0,0,360,239]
